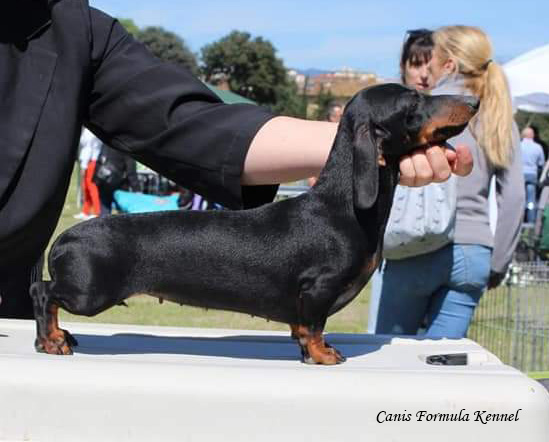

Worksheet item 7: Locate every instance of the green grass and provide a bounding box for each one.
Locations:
[529,371,549,379]
[45,168,83,270]
[53,169,371,333]
[59,290,370,333]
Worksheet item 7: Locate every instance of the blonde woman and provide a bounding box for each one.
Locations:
[375,26,524,338]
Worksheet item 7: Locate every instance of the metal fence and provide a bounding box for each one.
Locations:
[468,261,549,372]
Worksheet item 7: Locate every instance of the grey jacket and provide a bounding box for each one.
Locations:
[434,75,525,274]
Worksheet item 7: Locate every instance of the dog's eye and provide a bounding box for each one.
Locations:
[373,124,388,139]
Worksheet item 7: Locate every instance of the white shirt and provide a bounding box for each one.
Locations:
[78,128,102,169]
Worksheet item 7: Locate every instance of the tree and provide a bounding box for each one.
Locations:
[201,31,297,112]
[272,80,307,118]
[137,26,198,75]
[313,85,336,121]
[118,18,140,37]
[515,111,549,145]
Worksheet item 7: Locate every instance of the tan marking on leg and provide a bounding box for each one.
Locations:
[364,252,381,276]
[291,325,344,365]
[40,304,73,355]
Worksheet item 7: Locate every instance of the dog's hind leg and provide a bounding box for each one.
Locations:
[30,281,77,355]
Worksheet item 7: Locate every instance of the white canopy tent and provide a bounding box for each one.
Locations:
[504,43,549,114]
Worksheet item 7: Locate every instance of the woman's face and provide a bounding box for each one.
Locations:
[403,59,434,91]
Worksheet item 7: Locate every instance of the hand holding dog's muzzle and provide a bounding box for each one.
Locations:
[399,144,473,187]
[446,144,474,177]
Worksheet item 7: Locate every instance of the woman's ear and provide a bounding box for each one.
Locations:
[444,57,457,75]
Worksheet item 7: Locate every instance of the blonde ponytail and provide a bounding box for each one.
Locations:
[474,61,513,167]
[433,26,514,168]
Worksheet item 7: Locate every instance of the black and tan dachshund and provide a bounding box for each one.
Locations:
[30,84,478,364]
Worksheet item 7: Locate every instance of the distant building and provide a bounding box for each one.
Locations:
[287,69,307,90]
[288,67,380,99]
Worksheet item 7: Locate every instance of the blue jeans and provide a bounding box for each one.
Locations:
[375,244,491,338]
[524,173,537,223]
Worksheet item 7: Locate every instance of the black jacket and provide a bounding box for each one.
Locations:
[0,0,275,270]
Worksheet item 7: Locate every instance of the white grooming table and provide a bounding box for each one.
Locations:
[0,319,548,441]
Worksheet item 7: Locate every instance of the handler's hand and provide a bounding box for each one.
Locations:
[399,144,473,187]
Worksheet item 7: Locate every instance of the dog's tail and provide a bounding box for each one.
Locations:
[29,280,50,320]
[29,280,53,302]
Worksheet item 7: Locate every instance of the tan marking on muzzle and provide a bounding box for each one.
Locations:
[417,101,477,146]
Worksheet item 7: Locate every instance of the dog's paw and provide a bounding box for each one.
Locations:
[302,342,346,365]
[34,331,74,356]
[324,341,346,363]
[60,328,79,347]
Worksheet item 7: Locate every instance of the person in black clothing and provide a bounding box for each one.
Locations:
[0,0,472,319]
[93,145,140,215]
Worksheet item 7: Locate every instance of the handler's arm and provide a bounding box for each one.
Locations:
[86,9,471,204]
[244,117,473,186]
[85,9,276,210]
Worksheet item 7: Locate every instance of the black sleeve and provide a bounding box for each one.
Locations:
[84,8,277,209]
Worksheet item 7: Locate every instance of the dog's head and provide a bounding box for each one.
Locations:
[345,83,479,210]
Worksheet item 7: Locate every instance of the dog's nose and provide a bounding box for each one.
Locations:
[464,95,480,111]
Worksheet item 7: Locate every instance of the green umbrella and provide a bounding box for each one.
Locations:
[204,83,256,105]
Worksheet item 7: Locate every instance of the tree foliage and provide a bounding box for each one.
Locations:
[272,80,307,118]
[118,18,140,37]
[515,111,549,150]
[313,85,337,121]
[137,26,198,75]
[201,31,301,115]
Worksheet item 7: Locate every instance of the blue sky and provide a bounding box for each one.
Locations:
[90,0,549,78]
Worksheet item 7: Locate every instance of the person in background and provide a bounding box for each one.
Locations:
[0,1,472,319]
[399,28,436,91]
[374,25,524,338]
[520,126,545,223]
[74,128,102,220]
[93,145,140,216]
[325,101,344,123]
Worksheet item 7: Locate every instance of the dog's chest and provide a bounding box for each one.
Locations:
[330,247,382,314]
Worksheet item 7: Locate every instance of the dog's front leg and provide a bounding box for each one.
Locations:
[289,288,345,365]
[290,323,345,365]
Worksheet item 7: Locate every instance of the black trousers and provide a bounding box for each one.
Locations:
[0,257,43,319]
[98,184,114,216]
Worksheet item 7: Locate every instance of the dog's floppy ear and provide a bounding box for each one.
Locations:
[353,123,379,210]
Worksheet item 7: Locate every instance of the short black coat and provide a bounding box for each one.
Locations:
[0,0,275,271]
